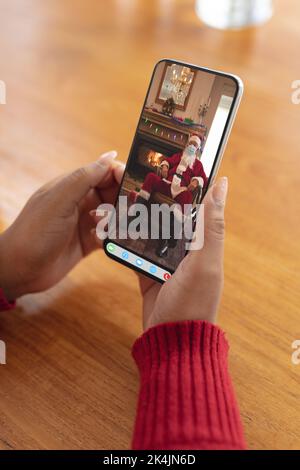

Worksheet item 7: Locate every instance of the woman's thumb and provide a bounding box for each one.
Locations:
[57,150,117,205]
[204,177,228,246]
[186,177,228,271]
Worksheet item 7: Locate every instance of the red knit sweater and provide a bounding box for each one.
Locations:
[132,320,246,450]
[0,288,245,449]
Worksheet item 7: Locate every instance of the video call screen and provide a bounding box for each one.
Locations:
[105,60,238,279]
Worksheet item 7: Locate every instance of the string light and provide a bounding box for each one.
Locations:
[142,117,200,146]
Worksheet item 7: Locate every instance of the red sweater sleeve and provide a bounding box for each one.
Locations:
[131,320,246,450]
[0,287,16,311]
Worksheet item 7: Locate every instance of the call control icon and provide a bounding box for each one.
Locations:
[107,243,115,253]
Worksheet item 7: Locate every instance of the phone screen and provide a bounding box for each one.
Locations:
[103,60,241,282]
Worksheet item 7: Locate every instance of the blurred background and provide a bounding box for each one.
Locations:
[0,0,300,450]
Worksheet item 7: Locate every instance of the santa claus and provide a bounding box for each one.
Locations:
[137,135,207,209]
[133,135,207,258]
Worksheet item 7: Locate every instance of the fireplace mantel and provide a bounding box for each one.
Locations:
[138,109,206,150]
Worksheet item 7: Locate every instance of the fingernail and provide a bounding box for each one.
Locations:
[113,160,125,169]
[89,209,97,217]
[212,177,228,207]
[97,150,117,166]
[90,228,96,235]
[113,162,125,185]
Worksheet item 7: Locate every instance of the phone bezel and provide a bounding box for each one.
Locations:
[103,58,244,283]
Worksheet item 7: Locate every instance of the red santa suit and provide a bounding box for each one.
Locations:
[139,150,207,209]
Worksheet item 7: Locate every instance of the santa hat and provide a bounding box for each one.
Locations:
[188,135,201,148]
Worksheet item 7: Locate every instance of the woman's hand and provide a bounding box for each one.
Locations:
[140,177,228,329]
[0,151,124,300]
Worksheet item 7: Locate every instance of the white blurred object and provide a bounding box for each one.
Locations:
[195,0,273,30]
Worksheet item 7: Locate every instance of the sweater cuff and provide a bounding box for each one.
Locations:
[132,320,246,450]
[0,287,16,312]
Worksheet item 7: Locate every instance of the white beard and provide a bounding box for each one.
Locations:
[176,149,196,174]
[170,150,196,198]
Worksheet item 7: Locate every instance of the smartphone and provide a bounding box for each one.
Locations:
[103,59,243,283]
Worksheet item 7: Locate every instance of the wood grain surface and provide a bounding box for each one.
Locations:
[0,0,300,450]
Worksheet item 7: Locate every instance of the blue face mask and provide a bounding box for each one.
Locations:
[186,144,196,156]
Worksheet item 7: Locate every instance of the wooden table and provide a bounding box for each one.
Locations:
[0,0,300,450]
